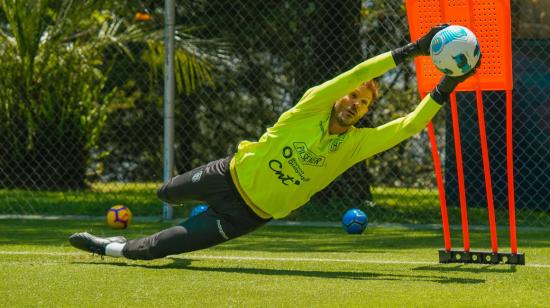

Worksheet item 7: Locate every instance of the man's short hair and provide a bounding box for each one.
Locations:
[361,80,379,106]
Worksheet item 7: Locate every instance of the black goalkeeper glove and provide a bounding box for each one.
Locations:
[430,54,483,104]
[392,24,449,65]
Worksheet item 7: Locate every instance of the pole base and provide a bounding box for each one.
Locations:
[438,249,525,265]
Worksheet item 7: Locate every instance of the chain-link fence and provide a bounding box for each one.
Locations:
[1,0,548,227]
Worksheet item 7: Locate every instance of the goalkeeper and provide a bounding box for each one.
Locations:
[69,24,480,260]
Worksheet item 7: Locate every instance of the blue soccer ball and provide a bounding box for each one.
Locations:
[342,208,368,234]
[190,204,209,217]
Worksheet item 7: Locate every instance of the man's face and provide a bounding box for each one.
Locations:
[332,86,373,127]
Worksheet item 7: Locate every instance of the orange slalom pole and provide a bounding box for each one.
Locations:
[506,89,518,254]
[449,93,470,252]
[426,112,451,252]
[475,90,498,254]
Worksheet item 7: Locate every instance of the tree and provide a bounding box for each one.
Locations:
[0,0,230,188]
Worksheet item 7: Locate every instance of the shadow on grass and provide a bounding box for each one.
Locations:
[75,257,485,285]
[413,264,518,274]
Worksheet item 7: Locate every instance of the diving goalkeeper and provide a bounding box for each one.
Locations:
[69,24,480,260]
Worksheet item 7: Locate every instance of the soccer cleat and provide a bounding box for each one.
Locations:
[69,232,127,256]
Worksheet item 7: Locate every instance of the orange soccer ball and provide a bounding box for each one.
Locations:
[106,205,133,229]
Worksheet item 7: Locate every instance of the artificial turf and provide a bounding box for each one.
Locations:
[0,219,549,307]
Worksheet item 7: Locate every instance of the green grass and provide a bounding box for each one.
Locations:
[370,186,550,227]
[0,219,549,306]
[2,183,550,227]
[0,183,161,216]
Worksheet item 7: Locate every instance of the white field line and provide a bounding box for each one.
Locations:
[2,215,550,232]
[0,250,549,268]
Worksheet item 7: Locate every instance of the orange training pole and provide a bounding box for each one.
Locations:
[449,93,470,252]
[475,89,498,254]
[407,0,524,264]
[506,89,518,254]
[426,116,451,252]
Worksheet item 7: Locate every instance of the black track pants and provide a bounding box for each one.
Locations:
[122,157,270,260]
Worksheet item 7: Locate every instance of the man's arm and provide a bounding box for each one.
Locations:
[351,54,482,161]
[351,94,442,161]
[293,24,450,114]
[293,52,396,113]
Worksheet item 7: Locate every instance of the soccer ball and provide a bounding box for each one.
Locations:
[106,205,132,229]
[430,25,481,76]
[190,204,209,217]
[342,208,368,234]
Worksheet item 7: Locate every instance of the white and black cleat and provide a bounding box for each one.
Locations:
[69,232,127,256]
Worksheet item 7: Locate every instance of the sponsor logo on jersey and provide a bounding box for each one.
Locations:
[268,146,312,186]
[293,142,325,167]
[269,159,301,186]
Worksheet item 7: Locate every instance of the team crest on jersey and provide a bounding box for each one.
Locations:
[191,170,203,183]
[328,137,344,152]
[293,142,325,167]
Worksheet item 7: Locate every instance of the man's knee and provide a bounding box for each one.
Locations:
[157,178,182,204]
[148,226,189,259]
[156,175,198,204]
[156,182,170,202]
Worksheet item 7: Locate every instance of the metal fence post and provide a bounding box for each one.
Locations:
[162,0,175,220]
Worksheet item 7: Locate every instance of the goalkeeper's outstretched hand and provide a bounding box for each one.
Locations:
[430,54,483,104]
[392,24,449,64]
[413,24,450,56]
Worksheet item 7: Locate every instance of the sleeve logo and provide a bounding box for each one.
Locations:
[191,170,204,183]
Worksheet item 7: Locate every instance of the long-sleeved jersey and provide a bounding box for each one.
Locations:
[229,51,442,219]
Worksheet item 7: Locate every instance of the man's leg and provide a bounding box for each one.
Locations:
[69,156,270,259]
[121,203,265,260]
[156,157,230,204]
[69,196,267,260]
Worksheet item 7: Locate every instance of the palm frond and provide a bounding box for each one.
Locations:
[142,27,234,95]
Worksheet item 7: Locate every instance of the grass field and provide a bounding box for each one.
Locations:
[2,184,550,227]
[1,219,549,307]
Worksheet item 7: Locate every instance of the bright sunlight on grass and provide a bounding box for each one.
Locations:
[0,219,549,306]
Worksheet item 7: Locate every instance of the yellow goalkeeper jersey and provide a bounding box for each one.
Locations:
[229,51,442,219]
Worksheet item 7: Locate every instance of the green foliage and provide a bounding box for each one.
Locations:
[0,0,137,189]
[0,1,231,188]
[142,29,231,95]
[89,4,234,180]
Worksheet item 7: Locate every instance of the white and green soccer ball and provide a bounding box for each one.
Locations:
[430,25,481,77]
